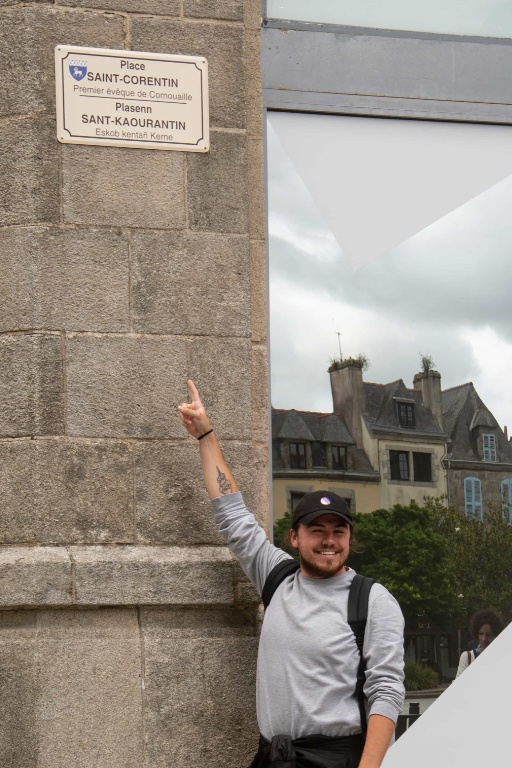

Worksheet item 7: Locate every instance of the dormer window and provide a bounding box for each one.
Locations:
[311,441,327,468]
[331,445,347,470]
[289,442,306,469]
[396,401,415,429]
[482,433,497,462]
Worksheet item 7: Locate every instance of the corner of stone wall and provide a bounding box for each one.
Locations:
[0,1,266,765]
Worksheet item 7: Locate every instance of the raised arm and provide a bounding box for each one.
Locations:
[178,380,287,591]
[177,379,239,500]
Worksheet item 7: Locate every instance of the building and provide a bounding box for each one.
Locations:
[272,407,380,520]
[329,360,448,511]
[443,382,512,519]
[274,359,512,525]
[271,361,448,520]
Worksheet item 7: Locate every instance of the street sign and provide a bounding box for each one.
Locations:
[55,45,209,152]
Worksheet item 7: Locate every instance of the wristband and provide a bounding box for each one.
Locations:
[197,428,213,441]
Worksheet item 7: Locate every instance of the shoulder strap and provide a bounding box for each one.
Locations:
[262,559,300,609]
[347,574,375,739]
[262,565,375,737]
[467,650,472,665]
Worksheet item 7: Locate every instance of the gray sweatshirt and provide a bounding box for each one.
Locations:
[212,492,405,740]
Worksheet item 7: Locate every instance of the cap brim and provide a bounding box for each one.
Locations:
[298,509,353,527]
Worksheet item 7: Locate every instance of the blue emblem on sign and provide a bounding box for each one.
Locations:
[69,59,87,81]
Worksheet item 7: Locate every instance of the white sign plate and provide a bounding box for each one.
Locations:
[55,45,209,152]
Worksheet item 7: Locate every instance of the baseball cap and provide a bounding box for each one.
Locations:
[292,490,353,528]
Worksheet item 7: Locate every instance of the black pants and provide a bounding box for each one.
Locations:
[250,733,364,768]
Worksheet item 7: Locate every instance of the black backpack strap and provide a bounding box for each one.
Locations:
[262,559,300,609]
[347,574,375,738]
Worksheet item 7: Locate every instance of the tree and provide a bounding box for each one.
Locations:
[350,500,460,627]
[273,511,298,559]
[433,501,512,622]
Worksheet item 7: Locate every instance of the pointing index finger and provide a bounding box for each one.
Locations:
[187,379,201,403]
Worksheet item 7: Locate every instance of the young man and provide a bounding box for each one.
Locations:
[178,380,404,768]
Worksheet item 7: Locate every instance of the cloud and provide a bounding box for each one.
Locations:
[270,272,480,415]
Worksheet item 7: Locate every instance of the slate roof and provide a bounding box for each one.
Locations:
[441,382,512,462]
[271,408,376,474]
[362,379,443,434]
[272,409,316,442]
[272,373,512,471]
[272,408,354,444]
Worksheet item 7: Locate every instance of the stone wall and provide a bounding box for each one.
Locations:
[0,1,266,765]
[448,467,510,516]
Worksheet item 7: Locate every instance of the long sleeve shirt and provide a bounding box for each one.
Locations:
[212,492,405,740]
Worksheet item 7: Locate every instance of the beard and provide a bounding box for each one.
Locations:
[298,551,347,579]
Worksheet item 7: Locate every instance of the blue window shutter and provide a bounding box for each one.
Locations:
[501,478,512,524]
[483,433,497,462]
[464,477,483,520]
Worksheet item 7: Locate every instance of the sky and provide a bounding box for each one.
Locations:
[267,115,512,431]
[266,0,512,39]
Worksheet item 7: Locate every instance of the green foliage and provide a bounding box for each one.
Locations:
[420,353,435,372]
[433,501,512,622]
[273,511,298,559]
[350,500,460,627]
[403,660,439,691]
[355,353,370,371]
[327,353,370,372]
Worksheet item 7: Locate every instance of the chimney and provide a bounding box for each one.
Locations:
[413,370,443,429]
[329,359,364,448]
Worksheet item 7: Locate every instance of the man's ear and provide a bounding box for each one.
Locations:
[289,528,299,549]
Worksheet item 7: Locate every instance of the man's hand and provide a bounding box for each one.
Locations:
[178,379,238,498]
[177,379,212,439]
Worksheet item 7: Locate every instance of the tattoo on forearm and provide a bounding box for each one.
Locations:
[216,466,232,495]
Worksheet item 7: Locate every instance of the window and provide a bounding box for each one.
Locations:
[413,452,432,482]
[311,441,327,467]
[289,442,306,469]
[397,402,415,429]
[390,450,409,481]
[482,433,497,462]
[331,445,347,470]
[464,477,483,520]
[501,479,512,524]
[290,491,306,512]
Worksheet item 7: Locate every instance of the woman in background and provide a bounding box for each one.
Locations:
[456,610,504,678]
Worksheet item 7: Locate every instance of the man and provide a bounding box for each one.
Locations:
[178,380,404,768]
